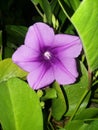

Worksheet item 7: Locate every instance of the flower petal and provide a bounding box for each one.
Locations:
[12,45,39,62]
[54,34,80,45]
[27,64,54,90]
[12,45,40,72]
[53,58,76,85]
[60,58,78,78]
[15,61,42,72]
[25,22,54,50]
[53,34,82,58]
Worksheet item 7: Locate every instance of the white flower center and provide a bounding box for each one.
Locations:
[44,51,51,60]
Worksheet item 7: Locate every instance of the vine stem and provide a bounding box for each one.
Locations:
[34,5,44,18]
[69,67,92,122]
[57,0,71,21]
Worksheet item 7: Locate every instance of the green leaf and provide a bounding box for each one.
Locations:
[0,58,27,83]
[41,0,52,24]
[51,82,67,120]
[50,0,58,12]
[58,0,80,19]
[4,25,27,58]
[79,124,89,130]
[86,120,98,130]
[0,78,43,130]
[41,88,57,101]
[59,128,66,130]
[65,120,84,130]
[58,0,74,18]
[71,0,98,71]
[6,25,27,46]
[74,108,98,120]
[31,0,52,24]
[3,46,14,58]
[63,62,90,116]
[68,0,80,11]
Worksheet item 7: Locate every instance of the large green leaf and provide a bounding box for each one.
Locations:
[71,0,98,71]
[0,58,27,83]
[0,78,43,130]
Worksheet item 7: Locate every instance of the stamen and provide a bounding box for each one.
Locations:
[44,51,51,60]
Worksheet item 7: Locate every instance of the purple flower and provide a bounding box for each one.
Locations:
[12,22,82,90]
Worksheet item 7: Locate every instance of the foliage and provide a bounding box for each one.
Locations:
[0,0,98,130]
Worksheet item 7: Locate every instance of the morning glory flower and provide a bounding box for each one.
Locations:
[12,22,82,90]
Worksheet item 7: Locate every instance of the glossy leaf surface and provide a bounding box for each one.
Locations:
[0,78,43,130]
